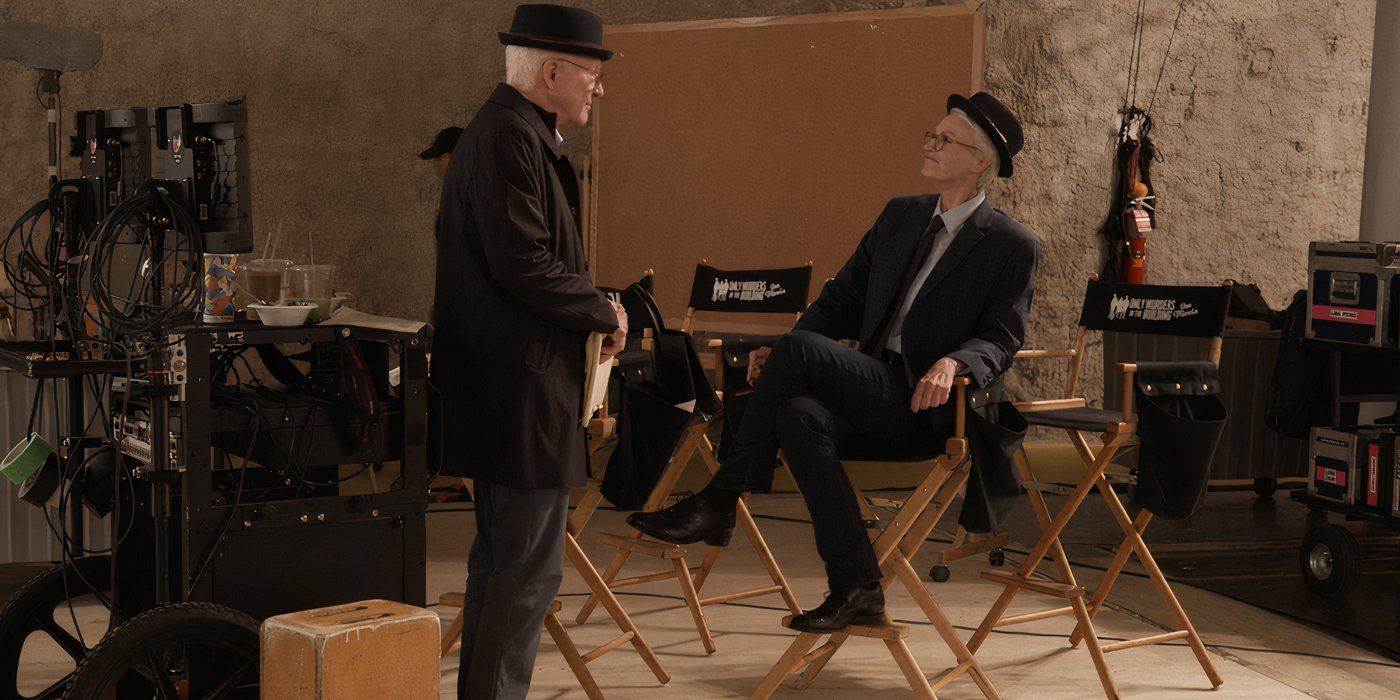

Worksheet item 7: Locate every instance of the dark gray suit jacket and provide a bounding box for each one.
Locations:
[795,194,1039,532]
[796,195,1038,387]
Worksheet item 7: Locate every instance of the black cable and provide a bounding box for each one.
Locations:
[1145,0,1190,115]
[185,412,257,599]
[2,199,55,313]
[1123,0,1148,110]
[82,184,204,338]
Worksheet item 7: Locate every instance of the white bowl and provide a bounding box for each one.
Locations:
[248,302,315,327]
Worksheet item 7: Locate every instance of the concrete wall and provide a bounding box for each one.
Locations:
[0,0,1374,403]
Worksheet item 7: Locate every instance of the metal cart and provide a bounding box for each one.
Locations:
[0,319,430,698]
[1290,490,1398,596]
[1290,337,1400,597]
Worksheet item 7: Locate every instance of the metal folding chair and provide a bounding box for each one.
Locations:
[967,278,1231,699]
[578,261,814,651]
[751,378,1000,699]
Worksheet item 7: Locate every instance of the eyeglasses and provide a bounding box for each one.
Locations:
[556,58,603,87]
[924,131,981,153]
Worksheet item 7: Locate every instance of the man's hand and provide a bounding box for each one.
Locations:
[910,357,964,413]
[599,301,627,364]
[747,346,772,386]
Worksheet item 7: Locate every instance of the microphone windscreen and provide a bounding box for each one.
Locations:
[0,21,102,73]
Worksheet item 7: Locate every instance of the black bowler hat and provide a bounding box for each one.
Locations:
[418,126,463,160]
[498,4,613,62]
[947,91,1024,178]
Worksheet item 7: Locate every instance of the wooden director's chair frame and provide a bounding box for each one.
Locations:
[577,334,803,652]
[752,378,1000,700]
[966,278,1230,699]
[439,478,671,696]
[576,261,816,650]
[439,364,671,697]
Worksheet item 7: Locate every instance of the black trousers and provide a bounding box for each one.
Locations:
[709,330,944,589]
[457,480,570,700]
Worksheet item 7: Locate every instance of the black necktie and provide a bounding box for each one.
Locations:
[871,214,945,353]
[898,214,946,297]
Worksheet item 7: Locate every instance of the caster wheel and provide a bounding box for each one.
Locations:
[928,565,951,583]
[988,548,1006,567]
[63,602,259,699]
[1300,524,1361,596]
[0,556,111,700]
[1253,477,1277,499]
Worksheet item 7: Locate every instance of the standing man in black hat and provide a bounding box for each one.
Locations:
[431,5,623,698]
[629,92,1039,633]
[420,126,464,179]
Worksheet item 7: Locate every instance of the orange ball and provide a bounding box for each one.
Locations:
[1130,182,1149,198]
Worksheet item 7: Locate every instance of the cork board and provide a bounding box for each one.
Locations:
[590,4,985,327]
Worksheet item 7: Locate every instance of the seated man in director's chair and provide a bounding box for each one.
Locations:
[630,91,1037,633]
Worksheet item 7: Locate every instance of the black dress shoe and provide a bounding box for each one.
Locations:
[626,494,735,546]
[789,582,886,633]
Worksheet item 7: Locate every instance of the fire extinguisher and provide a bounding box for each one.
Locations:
[1123,181,1154,284]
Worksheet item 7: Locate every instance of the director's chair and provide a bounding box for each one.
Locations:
[751,378,1000,700]
[437,476,671,689]
[438,358,672,691]
[967,278,1231,699]
[577,261,814,651]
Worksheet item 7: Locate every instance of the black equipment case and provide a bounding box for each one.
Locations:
[1309,425,1397,514]
[1307,241,1400,347]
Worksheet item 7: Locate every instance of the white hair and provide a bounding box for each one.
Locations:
[505,45,572,91]
[951,109,1002,191]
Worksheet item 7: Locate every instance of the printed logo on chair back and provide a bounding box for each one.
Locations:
[687,264,812,314]
[1079,280,1231,338]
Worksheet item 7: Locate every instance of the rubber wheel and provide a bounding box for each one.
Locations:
[0,556,111,700]
[928,565,951,583]
[1253,477,1277,499]
[988,548,1006,567]
[1300,524,1361,596]
[63,602,259,699]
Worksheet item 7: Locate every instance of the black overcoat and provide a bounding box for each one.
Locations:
[796,195,1039,531]
[431,83,618,489]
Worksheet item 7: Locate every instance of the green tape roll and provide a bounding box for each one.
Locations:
[1,433,55,485]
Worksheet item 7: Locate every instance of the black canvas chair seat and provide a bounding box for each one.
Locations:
[1024,406,1126,432]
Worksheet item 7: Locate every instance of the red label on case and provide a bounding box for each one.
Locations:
[1316,465,1347,486]
[1311,305,1377,325]
[1368,444,1381,506]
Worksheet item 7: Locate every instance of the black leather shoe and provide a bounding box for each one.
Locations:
[789,582,886,633]
[626,494,735,546]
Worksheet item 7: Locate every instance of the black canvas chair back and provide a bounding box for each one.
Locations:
[684,262,813,328]
[1078,280,1232,339]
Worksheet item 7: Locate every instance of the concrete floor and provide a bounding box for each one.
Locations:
[16,492,1400,698]
[430,494,1400,699]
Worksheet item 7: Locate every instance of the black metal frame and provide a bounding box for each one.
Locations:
[0,319,430,622]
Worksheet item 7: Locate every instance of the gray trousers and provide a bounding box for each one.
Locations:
[457,480,570,700]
